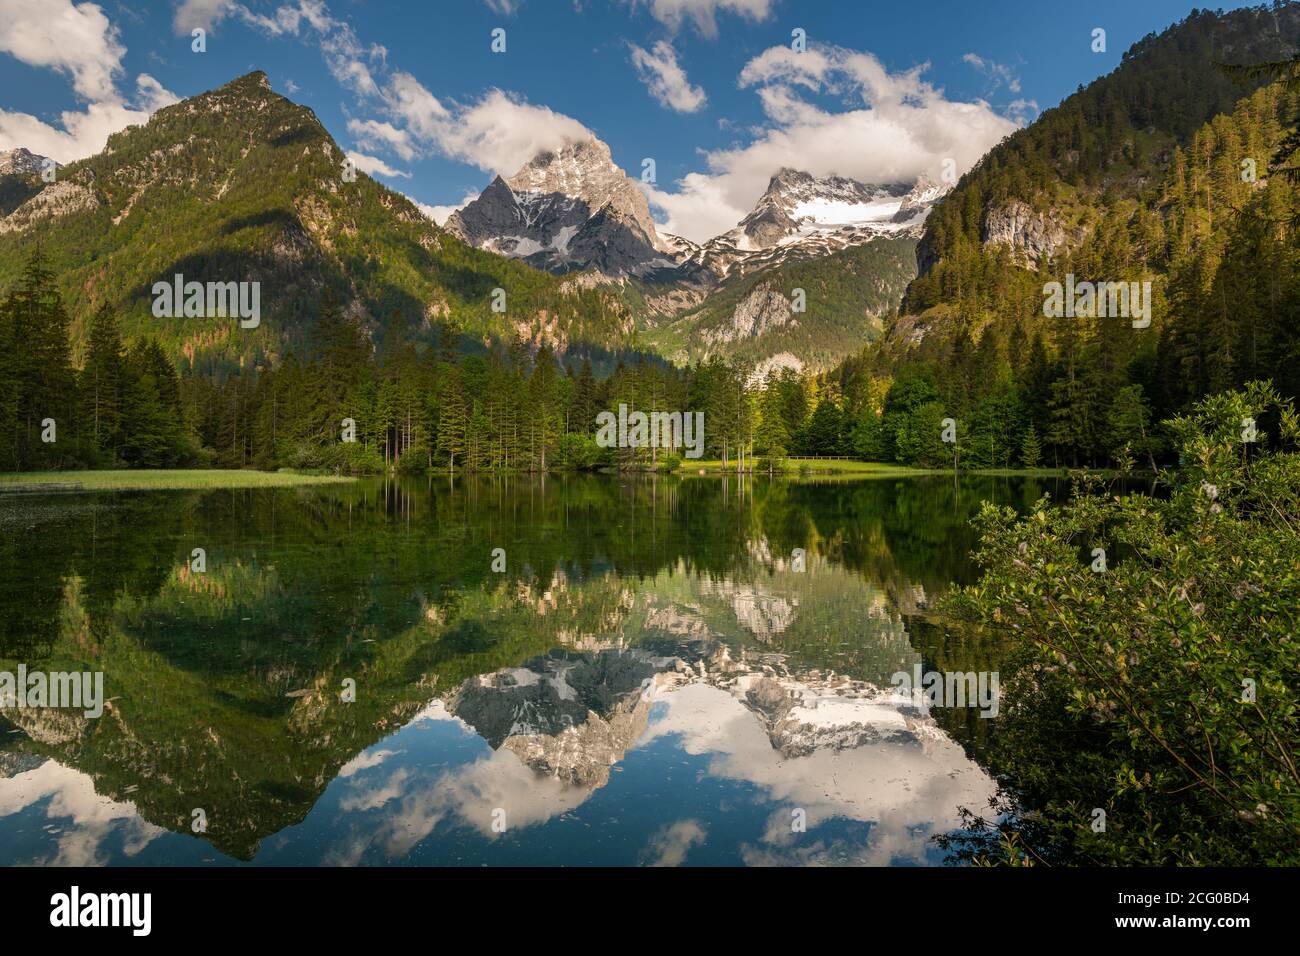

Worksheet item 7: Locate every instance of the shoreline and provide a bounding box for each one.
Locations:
[0,462,1104,492]
[0,470,357,493]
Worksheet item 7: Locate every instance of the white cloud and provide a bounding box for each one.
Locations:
[383,71,451,141]
[413,190,480,226]
[339,748,401,778]
[328,49,381,98]
[1005,98,1040,125]
[172,0,333,36]
[641,172,737,242]
[0,0,126,101]
[0,102,132,163]
[638,682,995,866]
[231,1,593,211]
[0,1,179,163]
[135,73,181,112]
[172,0,239,33]
[0,759,166,867]
[644,42,1019,241]
[377,76,591,175]
[629,40,707,113]
[223,1,385,97]
[633,0,774,37]
[347,118,417,161]
[438,89,591,172]
[346,150,410,179]
[962,52,1021,94]
[643,820,707,866]
[0,83,178,164]
[482,0,524,13]
[961,54,1038,123]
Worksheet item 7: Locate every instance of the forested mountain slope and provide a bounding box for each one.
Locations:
[0,72,636,375]
[820,3,1300,469]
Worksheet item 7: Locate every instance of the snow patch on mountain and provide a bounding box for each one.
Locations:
[672,170,950,284]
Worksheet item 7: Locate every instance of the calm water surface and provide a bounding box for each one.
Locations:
[0,474,1064,866]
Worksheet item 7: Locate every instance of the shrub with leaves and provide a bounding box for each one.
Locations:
[940,382,1300,865]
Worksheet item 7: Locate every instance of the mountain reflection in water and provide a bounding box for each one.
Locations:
[0,474,1065,866]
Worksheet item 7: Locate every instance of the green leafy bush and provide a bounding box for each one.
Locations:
[657,452,682,473]
[941,382,1300,865]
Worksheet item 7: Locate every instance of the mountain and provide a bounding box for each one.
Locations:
[672,170,947,284]
[632,170,939,376]
[450,150,946,287]
[642,236,918,381]
[737,168,914,248]
[445,146,947,373]
[445,137,673,277]
[905,2,1300,320]
[0,72,636,371]
[818,2,1300,471]
[442,638,952,791]
[0,148,55,217]
[0,148,50,176]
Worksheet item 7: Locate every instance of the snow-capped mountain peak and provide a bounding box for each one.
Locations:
[446,135,670,277]
[669,169,951,284]
[447,154,949,287]
[732,168,945,251]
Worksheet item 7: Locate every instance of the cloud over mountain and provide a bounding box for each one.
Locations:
[629,40,708,113]
[226,2,593,176]
[0,0,177,162]
[644,42,1019,241]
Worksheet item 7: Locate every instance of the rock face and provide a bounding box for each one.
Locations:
[740,675,930,757]
[0,178,100,234]
[446,137,669,277]
[749,351,804,383]
[701,282,794,346]
[565,203,662,276]
[980,199,1082,267]
[444,650,664,788]
[445,175,529,247]
[507,139,659,241]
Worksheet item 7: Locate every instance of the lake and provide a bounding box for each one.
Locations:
[0,473,1064,866]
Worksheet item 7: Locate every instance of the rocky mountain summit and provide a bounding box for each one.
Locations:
[447,145,949,288]
[0,147,52,176]
[446,137,673,277]
[660,169,948,285]
[0,148,58,219]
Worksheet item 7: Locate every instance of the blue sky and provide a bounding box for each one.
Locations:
[0,0,1268,240]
